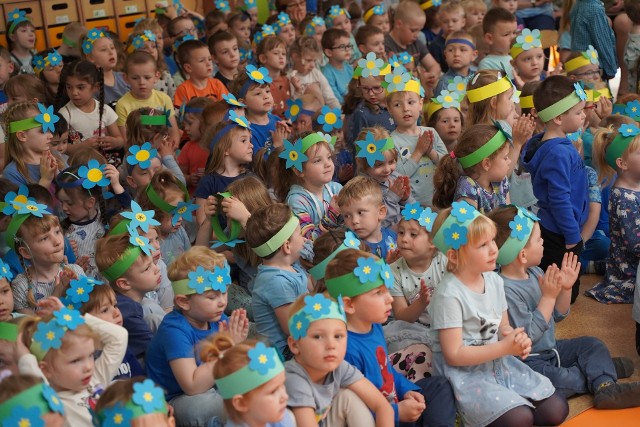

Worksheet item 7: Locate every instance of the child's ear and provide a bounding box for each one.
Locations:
[342,296,356,314]
[287,335,300,355]
[85,196,97,210]
[357,44,366,54]
[126,175,137,189]
[257,53,266,64]
[480,157,492,172]
[231,395,250,413]
[446,248,458,265]
[378,204,387,220]
[323,48,333,58]
[484,32,493,46]
[167,415,176,427]
[183,63,193,74]
[174,294,190,311]
[114,277,132,293]
[123,73,130,85]
[15,130,28,143]
[7,61,14,74]
[17,245,33,260]
[472,50,478,61]
[616,156,626,171]
[38,360,53,380]
[155,70,161,79]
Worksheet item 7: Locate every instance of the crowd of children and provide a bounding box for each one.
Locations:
[2,0,640,426]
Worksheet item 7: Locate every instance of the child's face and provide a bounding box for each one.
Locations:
[137,40,159,62]
[331,14,352,34]
[285,225,307,262]
[465,8,485,27]
[128,157,162,189]
[87,38,117,70]
[523,222,543,266]
[439,10,466,36]
[142,227,162,264]
[66,75,96,107]
[11,25,36,50]
[57,189,93,222]
[291,318,347,377]
[370,14,390,34]
[123,255,161,295]
[159,189,188,233]
[240,372,288,425]
[395,16,425,46]
[89,293,123,326]
[19,126,53,156]
[495,88,516,121]
[260,44,287,71]
[365,149,397,183]
[42,64,63,85]
[311,25,326,45]
[21,223,65,266]
[184,113,202,141]
[292,113,313,133]
[186,289,227,323]
[340,196,386,242]
[457,231,498,273]
[126,62,159,99]
[359,34,386,59]
[388,92,423,128]
[230,18,251,43]
[247,8,258,29]
[184,47,213,80]
[278,24,297,46]
[559,101,586,134]
[486,21,518,54]
[291,51,319,75]
[347,285,393,324]
[224,128,253,165]
[0,279,14,322]
[0,57,14,86]
[327,36,353,63]
[358,75,385,105]
[171,19,198,41]
[444,41,477,71]
[44,334,96,392]
[244,84,274,114]
[513,47,544,81]
[300,144,335,187]
[213,39,240,71]
[494,0,518,14]
[486,144,511,182]
[397,219,435,264]
[433,108,462,147]
[569,64,602,84]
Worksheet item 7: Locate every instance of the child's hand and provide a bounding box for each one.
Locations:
[270,121,290,149]
[514,329,532,359]
[290,72,302,92]
[385,248,401,265]
[37,296,64,317]
[398,396,426,422]
[417,279,432,306]
[539,263,562,300]
[594,96,613,120]
[558,252,580,291]
[188,174,201,187]
[415,130,434,158]
[203,196,218,217]
[83,137,101,149]
[502,327,531,358]
[219,308,249,343]
[329,195,340,214]
[512,67,525,89]
[39,151,57,184]
[103,164,125,194]
[76,255,91,273]
[15,333,30,361]
[337,164,354,183]
[512,114,536,148]
[69,239,79,257]
[221,197,251,225]
[157,137,174,157]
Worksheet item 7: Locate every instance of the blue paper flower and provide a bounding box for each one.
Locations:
[127,142,158,169]
[305,17,325,35]
[509,215,530,241]
[620,123,640,137]
[516,28,541,51]
[388,55,401,68]
[303,294,331,318]
[290,312,309,339]
[398,52,413,64]
[357,52,384,78]
[436,90,460,109]
[32,55,45,72]
[433,0,442,6]
[566,130,581,142]
[520,209,540,222]
[317,106,342,132]
[101,402,132,427]
[248,342,276,375]
[188,266,210,294]
[355,131,388,166]
[385,235,396,251]
[8,9,27,23]
[171,201,199,226]
[451,201,476,222]
[42,383,65,414]
[33,321,64,352]
[285,98,303,121]
[277,11,291,25]
[625,100,640,118]
[385,67,410,92]
[380,264,394,289]
[262,25,276,36]
[35,104,60,133]
[60,297,81,311]
[132,379,165,413]
[68,277,93,303]
[585,45,599,64]
[447,75,467,93]
[0,259,13,281]
[87,29,103,39]
[2,185,30,215]
[418,207,437,232]
[343,231,360,248]
[354,257,381,284]
[54,307,84,331]
[209,263,231,292]
[15,200,50,217]
[228,110,251,128]
[132,36,145,49]
[401,202,422,221]
[215,0,230,12]
[222,93,246,107]
[372,5,385,15]
[246,0,258,8]
[444,223,468,250]
[4,406,44,427]
[121,201,160,233]
[280,138,308,171]
[574,82,587,102]
[78,159,109,189]
[128,226,152,256]
[246,65,272,84]
[82,40,94,54]
[47,50,62,66]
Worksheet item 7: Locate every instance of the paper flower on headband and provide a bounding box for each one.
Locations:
[248,342,277,375]
[47,50,62,67]
[303,294,331,318]
[222,93,246,107]
[210,263,232,291]
[32,308,86,355]
[285,98,303,121]
[173,33,195,51]
[435,90,461,109]
[67,276,100,304]
[625,100,640,118]
[170,201,199,226]
[128,225,152,256]
[574,82,587,102]
[239,47,253,62]
[101,403,133,427]
[355,131,394,167]
[245,65,272,84]
[419,207,437,232]
[7,8,27,23]
[516,28,541,51]
[509,214,531,241]
[277,11,291,27]
[398,52,413,64]
[245,0,258,9]
[447,76,468,93]
[385,67,410,92]
[121,201,160,233]
[54,307,84,330]
[35,104,60,133]
[358,52,385,78]
[127,142,158,169]
[566,130,582,142]
[280,138,308,171]
[451,201,475,222]
[2,185,31,216]
[585,45,599,64]
[305,17,325,36]
[82,29,108,54]
[317,106,342,132]
[401,203,422,221]
[15,199,49,217]
[354,257,380,283]
[32,55,46,73]
[132,379,166,413]
[78,160,109,189]
[344,231,360,248]
[215,0,230,12]
[290,312,310,339]
[444,223,467,249]
[228,110,251,128]
[620,123,640,137]
[317,132,337,147]
[130,30,157,52]
[0,259,13,281]
[187,266,211,294]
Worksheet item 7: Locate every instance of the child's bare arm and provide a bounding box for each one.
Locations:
[581,202,600,243]
[391,280,430,323]
[290,407,319,427]
[348,377,395,426]
[170,358,216,395]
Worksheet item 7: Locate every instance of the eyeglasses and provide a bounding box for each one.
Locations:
[286,0,305,9]
[360,85,384,94]
[171,27,197,38]
[331,44,353,51]
[572,69,602,79]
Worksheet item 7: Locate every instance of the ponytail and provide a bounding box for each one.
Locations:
[592,127,619,187]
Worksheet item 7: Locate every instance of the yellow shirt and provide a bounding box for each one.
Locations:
[115,89,175,127]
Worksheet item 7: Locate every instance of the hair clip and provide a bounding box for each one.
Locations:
[127,142,158,170]
[355,131,394,167]
[317,106,342,132]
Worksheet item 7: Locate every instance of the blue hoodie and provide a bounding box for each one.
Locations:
[520,133,588,245]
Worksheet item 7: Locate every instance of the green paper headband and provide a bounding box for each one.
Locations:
[536,83,587,122]
[94,379,168,427]
[144,180,190,214]
[496,206,539,265]
[432,200,481,253]
[308,231,361,280]
[251,215,299,257]
[0,383,64,423]
[288,294,346,339]
[171,262,231,296]
[62,34,77,48]
[458,126,509,168]
[0,322,18,342]
[216,342,284,399]
[325,257,394,298]
[605,125,640,169]
[101,246,143,282]
[140,114,169,126]
[210,192,244,248]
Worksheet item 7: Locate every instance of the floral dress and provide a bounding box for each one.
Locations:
[587,187,640,303]
[454,176,510,214]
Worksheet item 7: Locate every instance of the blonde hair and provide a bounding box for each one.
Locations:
[354,126,398,173]
[592,127,640,187]
[125,108,169,149]
[336,175,384,207]
[95,233,148,286]
[465,69,507,126]
[203,122,252,174]
[393,0,425,23]
[4,102,44,181]
[168,246,228,284]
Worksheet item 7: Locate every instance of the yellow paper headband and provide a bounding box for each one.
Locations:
[564,56,591,72]
[466,76,512,103]
[520,95,533,109]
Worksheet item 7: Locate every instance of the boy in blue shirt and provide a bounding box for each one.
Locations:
[520,75,589,304]
[326,249,456,426]
[321,28,354,105]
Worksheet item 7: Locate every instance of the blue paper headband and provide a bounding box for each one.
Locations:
[445,38,476,50]
[238,65,273,98]
[209,111,251,151]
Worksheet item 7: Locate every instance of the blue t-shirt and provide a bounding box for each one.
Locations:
[321,62,354,104]
[250,113,279,153]
[251,263,308,354]
[146,309,227,400]
[364,227,397,260]
[112,348,145,381]
[159,225,191,266]
[3,162,42,186]
[104,72,130,106]
[116,293,154,361]
[194,172,249,200]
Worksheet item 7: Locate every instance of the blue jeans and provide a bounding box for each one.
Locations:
[399,376,457,427]
[524,336,617,398]
[521,14,556,30]
[580,230,610,271]
[170,388,225,427]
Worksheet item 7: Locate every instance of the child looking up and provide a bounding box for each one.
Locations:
[321,28,354,105]
[257,35,291,119]
[325,249,457,426]
[208,31,240,89]
[434,31,478,95]
[82,30,129,106]
[387,72,447,206]
[246,204,309,360]
[286,292,395,426]
[338,176,398,260]
[489,205,640,409]
[510,29,545,88]
[478,8,518,80]
[429,0,467,72]
[174,39,229,106]
[428,202,568,427]
[6,8,36,75]
[520,76,589,304]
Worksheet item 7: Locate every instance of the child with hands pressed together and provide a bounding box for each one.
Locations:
[146,247,249,427]
[489,205,640,409]
[325,249,457,426]
[428,201,569,427]
[285,292,395,426]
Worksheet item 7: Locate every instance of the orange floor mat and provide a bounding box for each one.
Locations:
[561,407,640,426]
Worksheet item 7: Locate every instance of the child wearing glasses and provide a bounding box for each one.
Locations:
[321,28,354,105]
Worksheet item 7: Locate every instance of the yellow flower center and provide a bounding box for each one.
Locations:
[291,105,300,116]
[197,276,205,284]
[325,112,337,125]
[43,113,51,122]
[251,70,263,80]
[289,151,298,161]
[135,150,150,162]
[77,288,85,295]
[46,331,55,341]
[516,224,522,231]
[366,60,376,69]
[135,237,145,246]
[18,418,30,427]
[113,414,124,424]
[367,143,376,153]
[143,392,153,402]
[178,206,188,214]
[87,168,103,182]
[313,303,321,311]
[296,321,302,330]
[12,194,28,208]
[136,213,147,221]
[524,35,533,43]
[216,275,223,283]
[63,314,72,322]
[393,75,402,84]
[26,204,38,212]
[444,95,453,103]
[456,83,465,91]
[363,266,371,274]
[452,232,460,240]
[258,354,268,364]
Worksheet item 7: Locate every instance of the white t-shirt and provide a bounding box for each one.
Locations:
[59,100,118,141]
